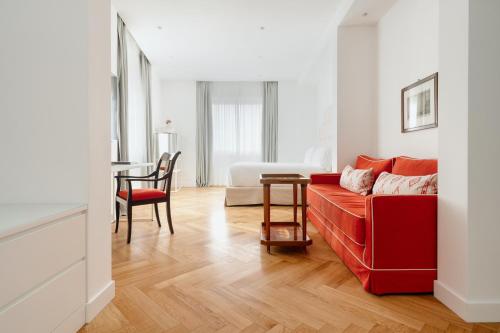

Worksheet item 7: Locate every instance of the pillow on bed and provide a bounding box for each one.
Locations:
[310,146,331,170]
[304,146,316,164]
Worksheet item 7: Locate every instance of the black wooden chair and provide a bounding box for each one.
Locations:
[115,151,181,243]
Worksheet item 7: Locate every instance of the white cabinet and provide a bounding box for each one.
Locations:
[0,261,86,333]
[0,205,87,333]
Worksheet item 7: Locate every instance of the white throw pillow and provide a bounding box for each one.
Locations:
[339,165,374,195]
[372,172,438,195]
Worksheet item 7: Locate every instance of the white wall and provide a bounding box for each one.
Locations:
[151,66,162,129]
[300,39,338,170]
[435,0,500,322]
[467,0,500,306]
[377,0,439,158]
[155,80,321,186]
[434,0,469,312]
[0,0,113,323]
[0,0,90,203]
[277,81,318,163]
[297,0,365,172]
[337,26,378,168]
[299,26,378,171]
[304,45,336,148]
[111,5,117,76]
[157,81,197,187]
[298,0,438,167]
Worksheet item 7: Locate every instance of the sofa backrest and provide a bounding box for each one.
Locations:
[355,155,393,180]
[392,156,438,176]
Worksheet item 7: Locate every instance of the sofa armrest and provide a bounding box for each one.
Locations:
[310,173,341,185]
[364,195,437,270]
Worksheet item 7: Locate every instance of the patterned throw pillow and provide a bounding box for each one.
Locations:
[372,172,438,195]
[339,165,374,195]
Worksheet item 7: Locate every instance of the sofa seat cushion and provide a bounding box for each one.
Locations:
[308,184,366,244]
[309,184,359,197]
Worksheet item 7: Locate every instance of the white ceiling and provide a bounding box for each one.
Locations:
[112,0,341,81]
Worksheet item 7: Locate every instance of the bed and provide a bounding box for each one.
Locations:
[225,146,331,206]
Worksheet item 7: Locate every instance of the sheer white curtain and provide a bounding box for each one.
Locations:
[210,82,263,186]
[126,32,147,178]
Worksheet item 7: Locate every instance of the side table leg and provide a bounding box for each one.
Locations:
[264,184,271,254]
[293,183,298,240]
[301,184,307,243]
[293,184,298,222]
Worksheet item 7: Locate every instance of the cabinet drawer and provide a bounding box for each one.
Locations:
[0,213,86,307]
[0,260,86,333]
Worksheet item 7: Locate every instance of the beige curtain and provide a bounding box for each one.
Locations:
[262,81,278,162]
[196,82,212,187]
[117,15,128,162]
[139,52,154,175]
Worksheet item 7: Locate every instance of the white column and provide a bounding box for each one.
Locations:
[337,26,378,167]
[86,0,114,322]
[436,0,500,322]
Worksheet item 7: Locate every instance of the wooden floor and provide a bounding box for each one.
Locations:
[80,188,499,333]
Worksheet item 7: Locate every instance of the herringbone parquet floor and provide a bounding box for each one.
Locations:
[79,188,499,333]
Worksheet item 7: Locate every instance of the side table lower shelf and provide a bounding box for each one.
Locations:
[260,173,311,254]
[260,222,312,248]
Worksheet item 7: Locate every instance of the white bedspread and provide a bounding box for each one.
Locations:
[228,162,327,187]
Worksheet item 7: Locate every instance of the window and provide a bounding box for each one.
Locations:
[210,82,263,185]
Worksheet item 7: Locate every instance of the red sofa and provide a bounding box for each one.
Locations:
[307,156,438,295]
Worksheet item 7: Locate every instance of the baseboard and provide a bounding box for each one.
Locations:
[85,280,115,322]
[434,280,468,320]
[53,306,86,333]
[434,280,500,322]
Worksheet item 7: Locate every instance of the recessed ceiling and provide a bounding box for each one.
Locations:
[112,0,340,81]
[341,0,397,26]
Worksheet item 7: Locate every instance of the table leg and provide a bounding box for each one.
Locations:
[293,184,297,222]
[264,184,271,254]
[301,184,307,242]
[293,184,297,240]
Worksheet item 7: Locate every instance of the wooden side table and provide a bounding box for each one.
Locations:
[259,174,312,254]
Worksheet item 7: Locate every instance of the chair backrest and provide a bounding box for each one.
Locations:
[154,152,171,182]
[155,151,181,192]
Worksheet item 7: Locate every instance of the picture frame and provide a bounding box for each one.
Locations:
[401,72,438,133]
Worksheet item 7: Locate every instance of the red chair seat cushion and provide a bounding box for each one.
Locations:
[118,188,166,201]
[308,184,366,244]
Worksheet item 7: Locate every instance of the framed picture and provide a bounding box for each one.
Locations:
[401,72,438,133]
